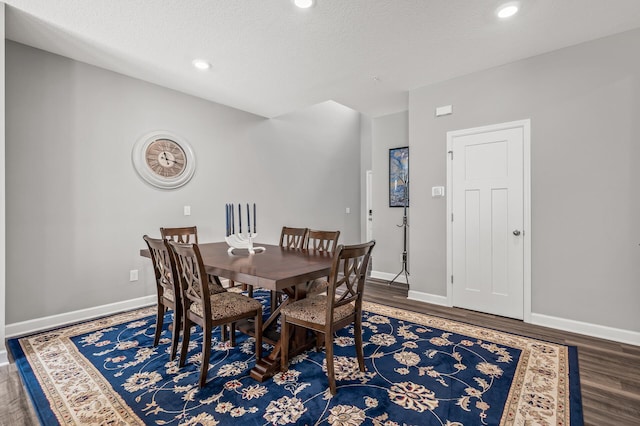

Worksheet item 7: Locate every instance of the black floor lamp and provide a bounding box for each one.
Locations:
[389,176,409,286]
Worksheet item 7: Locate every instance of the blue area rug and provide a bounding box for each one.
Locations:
[9,290,582,425]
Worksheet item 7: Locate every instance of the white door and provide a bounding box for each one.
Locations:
[366,170,373,242]
[447,121,529,320]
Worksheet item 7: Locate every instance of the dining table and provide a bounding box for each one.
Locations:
[140,241,334,381]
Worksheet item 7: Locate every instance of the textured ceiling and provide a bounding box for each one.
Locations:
[5,0,640,118]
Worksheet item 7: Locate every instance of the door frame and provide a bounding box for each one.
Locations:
[446,119,532,322]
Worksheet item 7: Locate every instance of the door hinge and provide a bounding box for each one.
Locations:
[448,150,453,160]
[451,213,454,222]
[451,275,454,284]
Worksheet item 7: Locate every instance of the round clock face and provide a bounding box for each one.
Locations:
[132,131,196,189]
[145,138,186,178]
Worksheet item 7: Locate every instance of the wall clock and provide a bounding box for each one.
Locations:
[132,131,196,189]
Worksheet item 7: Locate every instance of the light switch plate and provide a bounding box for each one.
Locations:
[432,186,445,197]
[184,205,191,216]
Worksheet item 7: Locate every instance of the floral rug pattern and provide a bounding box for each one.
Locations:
[10,291,580,425]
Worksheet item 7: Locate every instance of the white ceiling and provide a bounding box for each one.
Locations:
[5,0,640,118]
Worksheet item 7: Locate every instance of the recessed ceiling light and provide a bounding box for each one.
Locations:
[496,3,519,19]
[294,0,315,9]
[192,59,211,70]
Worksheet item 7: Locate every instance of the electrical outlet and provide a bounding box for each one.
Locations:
[129,269,139,281]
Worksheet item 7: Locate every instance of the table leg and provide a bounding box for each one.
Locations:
[249,283,314,382]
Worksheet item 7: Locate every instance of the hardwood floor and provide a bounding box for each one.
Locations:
[1,279,638,425]
[0,361,39,425]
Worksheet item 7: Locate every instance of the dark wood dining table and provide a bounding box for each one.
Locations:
[140,241,334,381]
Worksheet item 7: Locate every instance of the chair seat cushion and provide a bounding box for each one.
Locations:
[207,277,228,295]
[281,295,354,326]
[162,288,175,302]
[306,279,328,295]
[190,292,262,320]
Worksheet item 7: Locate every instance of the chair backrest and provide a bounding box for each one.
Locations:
[143,235,181,304]
[161,226,199,244]
[168,241,211,319]
[326,241,376,319]
[279,226,308,249]
[305,230,340,254]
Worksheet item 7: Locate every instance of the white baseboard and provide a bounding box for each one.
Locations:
[407,289,449,306]
[370,270,408,285]
[6,295,156,339]
[0,349,8,366]
[6,288,638,348]
[402,290,640,347]
[531,313,640,346]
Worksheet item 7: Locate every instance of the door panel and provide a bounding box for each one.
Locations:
[491,188,509,296]
[464,189,481,292]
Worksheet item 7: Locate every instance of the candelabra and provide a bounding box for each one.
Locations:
[389,177,409,286]
[224,203,265,254]
[225,232,265,254]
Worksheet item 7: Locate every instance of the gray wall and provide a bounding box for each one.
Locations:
[0,3,6,362]
[409,28,640,331]
[370,112,409,279]
[5,41,361,324]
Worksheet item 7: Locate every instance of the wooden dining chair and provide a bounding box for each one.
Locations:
[280,240,375,395]
[304,229,340,295]
[160,226,199,244]
[143,235,183,361]
[266,226,309,310]
[161,226,237,289]
[279,226,309,249]
[169,241,263,388]
[306,229,340,253]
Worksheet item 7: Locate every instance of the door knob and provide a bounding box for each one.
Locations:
[513,230,521,236]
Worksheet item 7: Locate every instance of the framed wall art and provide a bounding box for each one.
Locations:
[389,146,409,207]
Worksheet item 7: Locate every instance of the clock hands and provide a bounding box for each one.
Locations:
[160,151,179,167]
